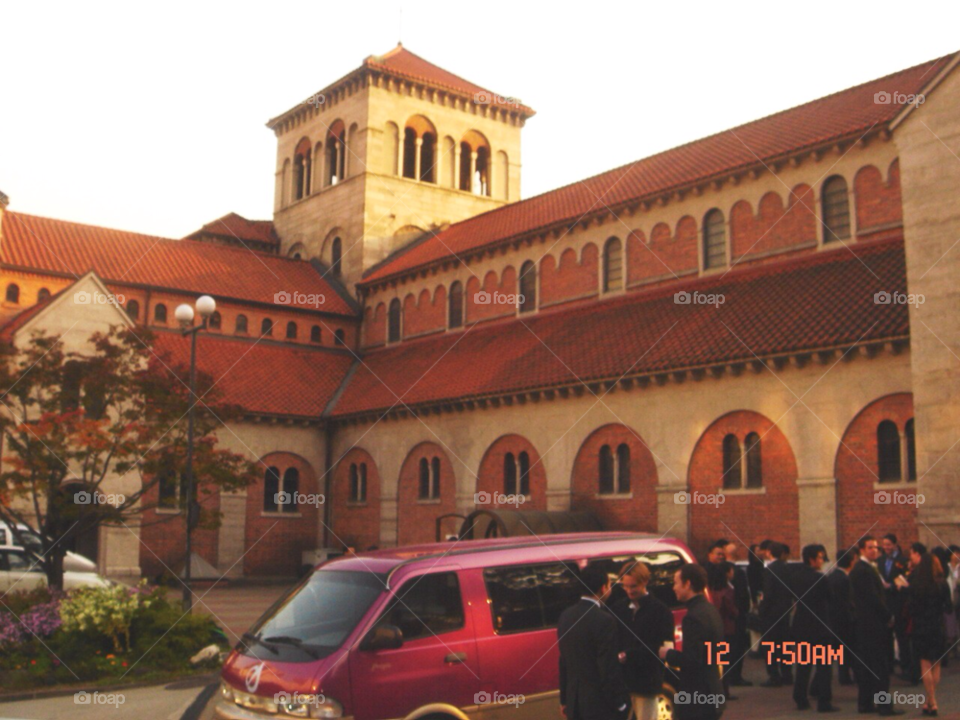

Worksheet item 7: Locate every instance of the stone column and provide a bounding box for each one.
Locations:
[796,477,837,551]
[414,137,423,181]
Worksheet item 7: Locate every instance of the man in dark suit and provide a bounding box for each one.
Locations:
[828,546,859,686]
[850,535,902,716]
[558,565,631,720]
[661,564,725,720]
[722,540,753,686]
[758,541,795,686]
[879,533,910,678]
[789,545,839,712]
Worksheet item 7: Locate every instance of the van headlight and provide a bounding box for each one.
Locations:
[276,693,342,718]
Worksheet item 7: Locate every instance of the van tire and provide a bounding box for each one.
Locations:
[657,684,676,720]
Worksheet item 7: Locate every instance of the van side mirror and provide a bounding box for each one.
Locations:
[360,624,403,651]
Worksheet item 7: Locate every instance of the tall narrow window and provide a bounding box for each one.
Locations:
[5,284,19,304]
[157,465,178,509]
[261,318,274,336]
[331,237,342,277]
[235,314,248,334]
[37,288,51,302]
[294,138,312,200]
[310,325,321,343]
[359,463,368,502]
[703,209,727,270]
[350,463,359,501]
[208,311,222,330]
[616,443,631,493]
[286,321,298,340]
[518,451,530,496]
[822,176,850,242]
[154,303,167,323]
[61,361,83,413]
[448,281,464,329]
[388,299,402,343]
[419,457,431,499]
[877,420,901,482]
[263,466,281,512]
[722,434,742,490]
[599,445,614,495]
[603,237,623,292]
[431,457,441,498]
[335,329,345,346]
[519,261,536,314]
[504,452,518,496]
[402,128,417,179]
[420,132,436,183]
[745,432,762,488]
[906,418,916,482]
[325,123,345,186]
[281,468,299,513]
[126,299,140,320]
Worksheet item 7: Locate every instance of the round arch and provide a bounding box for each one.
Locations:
[397,441,457,545]
[476,434,548,511]
[331,447,381,551]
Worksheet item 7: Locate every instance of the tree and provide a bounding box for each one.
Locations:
[0,325,260,590]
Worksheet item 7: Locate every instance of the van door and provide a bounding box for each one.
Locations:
[349,569,480,720]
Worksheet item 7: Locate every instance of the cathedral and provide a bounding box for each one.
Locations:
[2,45,959,578]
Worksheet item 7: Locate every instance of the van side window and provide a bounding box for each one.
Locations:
[484,563,580,634]
[0,529,6,544]
[590,551,687,609]
[381,572,464,641]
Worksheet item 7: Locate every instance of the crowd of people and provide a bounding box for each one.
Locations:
[557,534,960,720]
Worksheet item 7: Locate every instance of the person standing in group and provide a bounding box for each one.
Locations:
[850,536,902,716]
[661,564,725,720]
[721,540,753,687]
[906,544,951,717]
[946,546,960,662]
[558,565,631,720]
[611,561,675,720]
[880,533,910,677]
[789,545,839,712]
[828,546,859,686]
[706,560,739,700]
[759,541,794,687]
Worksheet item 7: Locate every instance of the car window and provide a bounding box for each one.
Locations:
[3,550,41,572]
[380,572,465,641]
[592,551,687,609]
[484,562,581,634]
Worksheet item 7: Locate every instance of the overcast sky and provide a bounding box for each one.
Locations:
[1,1,956,239]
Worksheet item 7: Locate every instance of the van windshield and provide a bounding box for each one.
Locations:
[243,570,385,662]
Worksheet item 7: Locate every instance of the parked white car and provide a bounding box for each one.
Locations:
[0,547,113,592]
[0,521,98,573]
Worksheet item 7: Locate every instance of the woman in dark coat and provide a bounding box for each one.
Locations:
[907,544,950,716]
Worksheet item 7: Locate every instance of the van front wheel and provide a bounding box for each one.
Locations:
[656,687,675,720]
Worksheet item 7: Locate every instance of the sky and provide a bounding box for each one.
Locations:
[0,1,956,240]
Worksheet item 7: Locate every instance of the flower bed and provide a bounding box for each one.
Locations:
[0,582,226,690]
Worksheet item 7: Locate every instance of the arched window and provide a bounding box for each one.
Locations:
[877,420,901,482]
[906,418,916,482]
[61,360,83,413]
[208,311,221,330]
[350,463,368,503]
[448,281,464,329]
[402,127,417,179]
[310,325,321,343]
[518,451,530,496]
[745,432,762,488]
[388,299,402,343]
[325,122,346,186]
[263,466,281,512]
[616,443,630,493]
[603,237,623,292]
[235,314,248,334]
[822,175,850,242]
[157,463,179,509]
[293,137,312,200]
[335,329,345,346]
[281,468,299,513]
[420,132,436,183]
[126,299,140,320]
[261,318,274,336]
[599,444,614,495]
[703,209,727,270]
[722,434,742,490]
[331,237,342,277]
[459,132,491,195]
[503,452,517,496]
[418,457,430,499]
[37,288,51,303]
[286,321,298,340]
[154,303,167,323]
[5,284,19,304]
[431,457,441,498]
[519,261,536,314]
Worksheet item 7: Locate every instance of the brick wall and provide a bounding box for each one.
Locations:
[540,244,599,307]
[855,159,903,239]
[330,447,381,551]
[475,434,548,511]
[731,185,817,260]
[396,442,457,545]
[626,218,698,286]
[139,481,220,581]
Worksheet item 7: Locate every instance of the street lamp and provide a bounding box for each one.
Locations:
[176,295,216,612]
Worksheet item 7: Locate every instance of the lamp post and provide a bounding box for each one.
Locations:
[175,295,216,612]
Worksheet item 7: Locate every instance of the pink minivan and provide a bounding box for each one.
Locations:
[216,531,694,720]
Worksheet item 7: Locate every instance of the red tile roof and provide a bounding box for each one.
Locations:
[362,54,953,285]
[1,211,355,315]
[186,212,280,248]
[0,287,66,343]
[363,45,534,116]
[150,332,355,419]
[333,238,908,418]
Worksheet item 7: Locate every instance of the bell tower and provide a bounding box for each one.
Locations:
[268,44,534,291]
